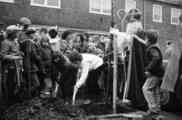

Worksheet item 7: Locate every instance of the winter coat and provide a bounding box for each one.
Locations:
[39,46,52,72]
[53,52,76,84]
[19,40,44,73]
[0,38,23,95]
[145,44,164,77]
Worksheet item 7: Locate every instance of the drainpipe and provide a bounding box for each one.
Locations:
[143,0,146,30]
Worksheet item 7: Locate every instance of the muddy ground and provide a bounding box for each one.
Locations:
[0,97,113,120]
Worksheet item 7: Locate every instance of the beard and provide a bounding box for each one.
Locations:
[125,21,143,34]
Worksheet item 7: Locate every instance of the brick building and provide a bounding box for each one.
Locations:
[0,0,123,35]
[0,0,181,52]
[144,0,182,52]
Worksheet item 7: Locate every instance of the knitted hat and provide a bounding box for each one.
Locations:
[126,8,141,22]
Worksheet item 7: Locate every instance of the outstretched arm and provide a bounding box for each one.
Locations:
[131,34,147,45]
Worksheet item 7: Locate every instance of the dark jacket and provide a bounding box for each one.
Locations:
[53,52,77,84]
[39,46,52,72]
[145,44,164,77]
[19,40,44,73]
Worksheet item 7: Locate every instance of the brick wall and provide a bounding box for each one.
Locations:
[0,0,122,32]
[145,0,181,53]
[0,0,181,52]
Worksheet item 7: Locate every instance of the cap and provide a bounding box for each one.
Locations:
[6,25,22,35]
[25,29,36,35]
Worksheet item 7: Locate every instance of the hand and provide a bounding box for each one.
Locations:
[77,69,81,75]
[13,56,22,60]
[42,70,46,74]
[109,27,119,35]
[145,71,151,77]
[74,86,78,92]
[20,52,24,56]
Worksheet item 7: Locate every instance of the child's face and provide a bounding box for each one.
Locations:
[145,36,150,46]
[94,41,99,47]
[77,39,81,46]
[49,31,57,38]
[30,34,35,39]
[88,43,94,51]
[73,60,81,69]
[42,40,49,47]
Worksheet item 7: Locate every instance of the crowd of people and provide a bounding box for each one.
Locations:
[0,8,165,118]
[0,17,111,106]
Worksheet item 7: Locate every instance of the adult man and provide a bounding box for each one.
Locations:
[110,8,148,110]
[0,25,23,106]
[69,51,104,103]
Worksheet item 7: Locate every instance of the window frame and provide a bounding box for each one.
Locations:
[0,0,14,3]
[153,4,163,23]
[30,0,61,9]
[171,8,181,25]
[125,0,136,13]
[89,0,111,15]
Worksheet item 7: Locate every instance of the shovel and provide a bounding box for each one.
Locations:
[72,73,80,105]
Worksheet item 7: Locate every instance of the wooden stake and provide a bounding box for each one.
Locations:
[113,28,117,114]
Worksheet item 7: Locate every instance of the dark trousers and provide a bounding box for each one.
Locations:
[86,65,104,95]
[60,64,78,98]
[23,72,40,99]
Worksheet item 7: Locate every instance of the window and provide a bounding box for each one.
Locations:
[125,0,136,13]
[90,0,111,15]
[30,0,61,9]
[171,8,182,25]
[153,5,162,22]
[0,0,14,3]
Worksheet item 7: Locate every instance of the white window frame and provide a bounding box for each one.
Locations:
[0,0,14,3]
[89,0,111,15]
[171,8,182,25]
[153,4,162,23]
[30,0,61,9]
[125,0,136,13]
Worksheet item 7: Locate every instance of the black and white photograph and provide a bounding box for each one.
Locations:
[0,0,182,120]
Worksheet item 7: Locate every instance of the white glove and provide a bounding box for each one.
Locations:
[109,27,119,35]
[74,85,78,92]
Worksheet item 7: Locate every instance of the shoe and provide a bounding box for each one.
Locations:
[84,99,96,105]
[142,110,158,118]
[40,92,50,98]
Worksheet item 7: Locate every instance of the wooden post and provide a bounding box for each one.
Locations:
[106,0,114,107]
[113,28,117,114]
[111,0,117,114]
[27,40,31,99]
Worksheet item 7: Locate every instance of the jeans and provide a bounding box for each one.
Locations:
[142,75,161,113]
[44,78,52,93]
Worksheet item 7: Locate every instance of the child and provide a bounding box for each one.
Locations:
[132,30,164,117]
[39,35,53,97]
[87,42,96,54]
[52,51,78,103]
[69,51,104,104]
